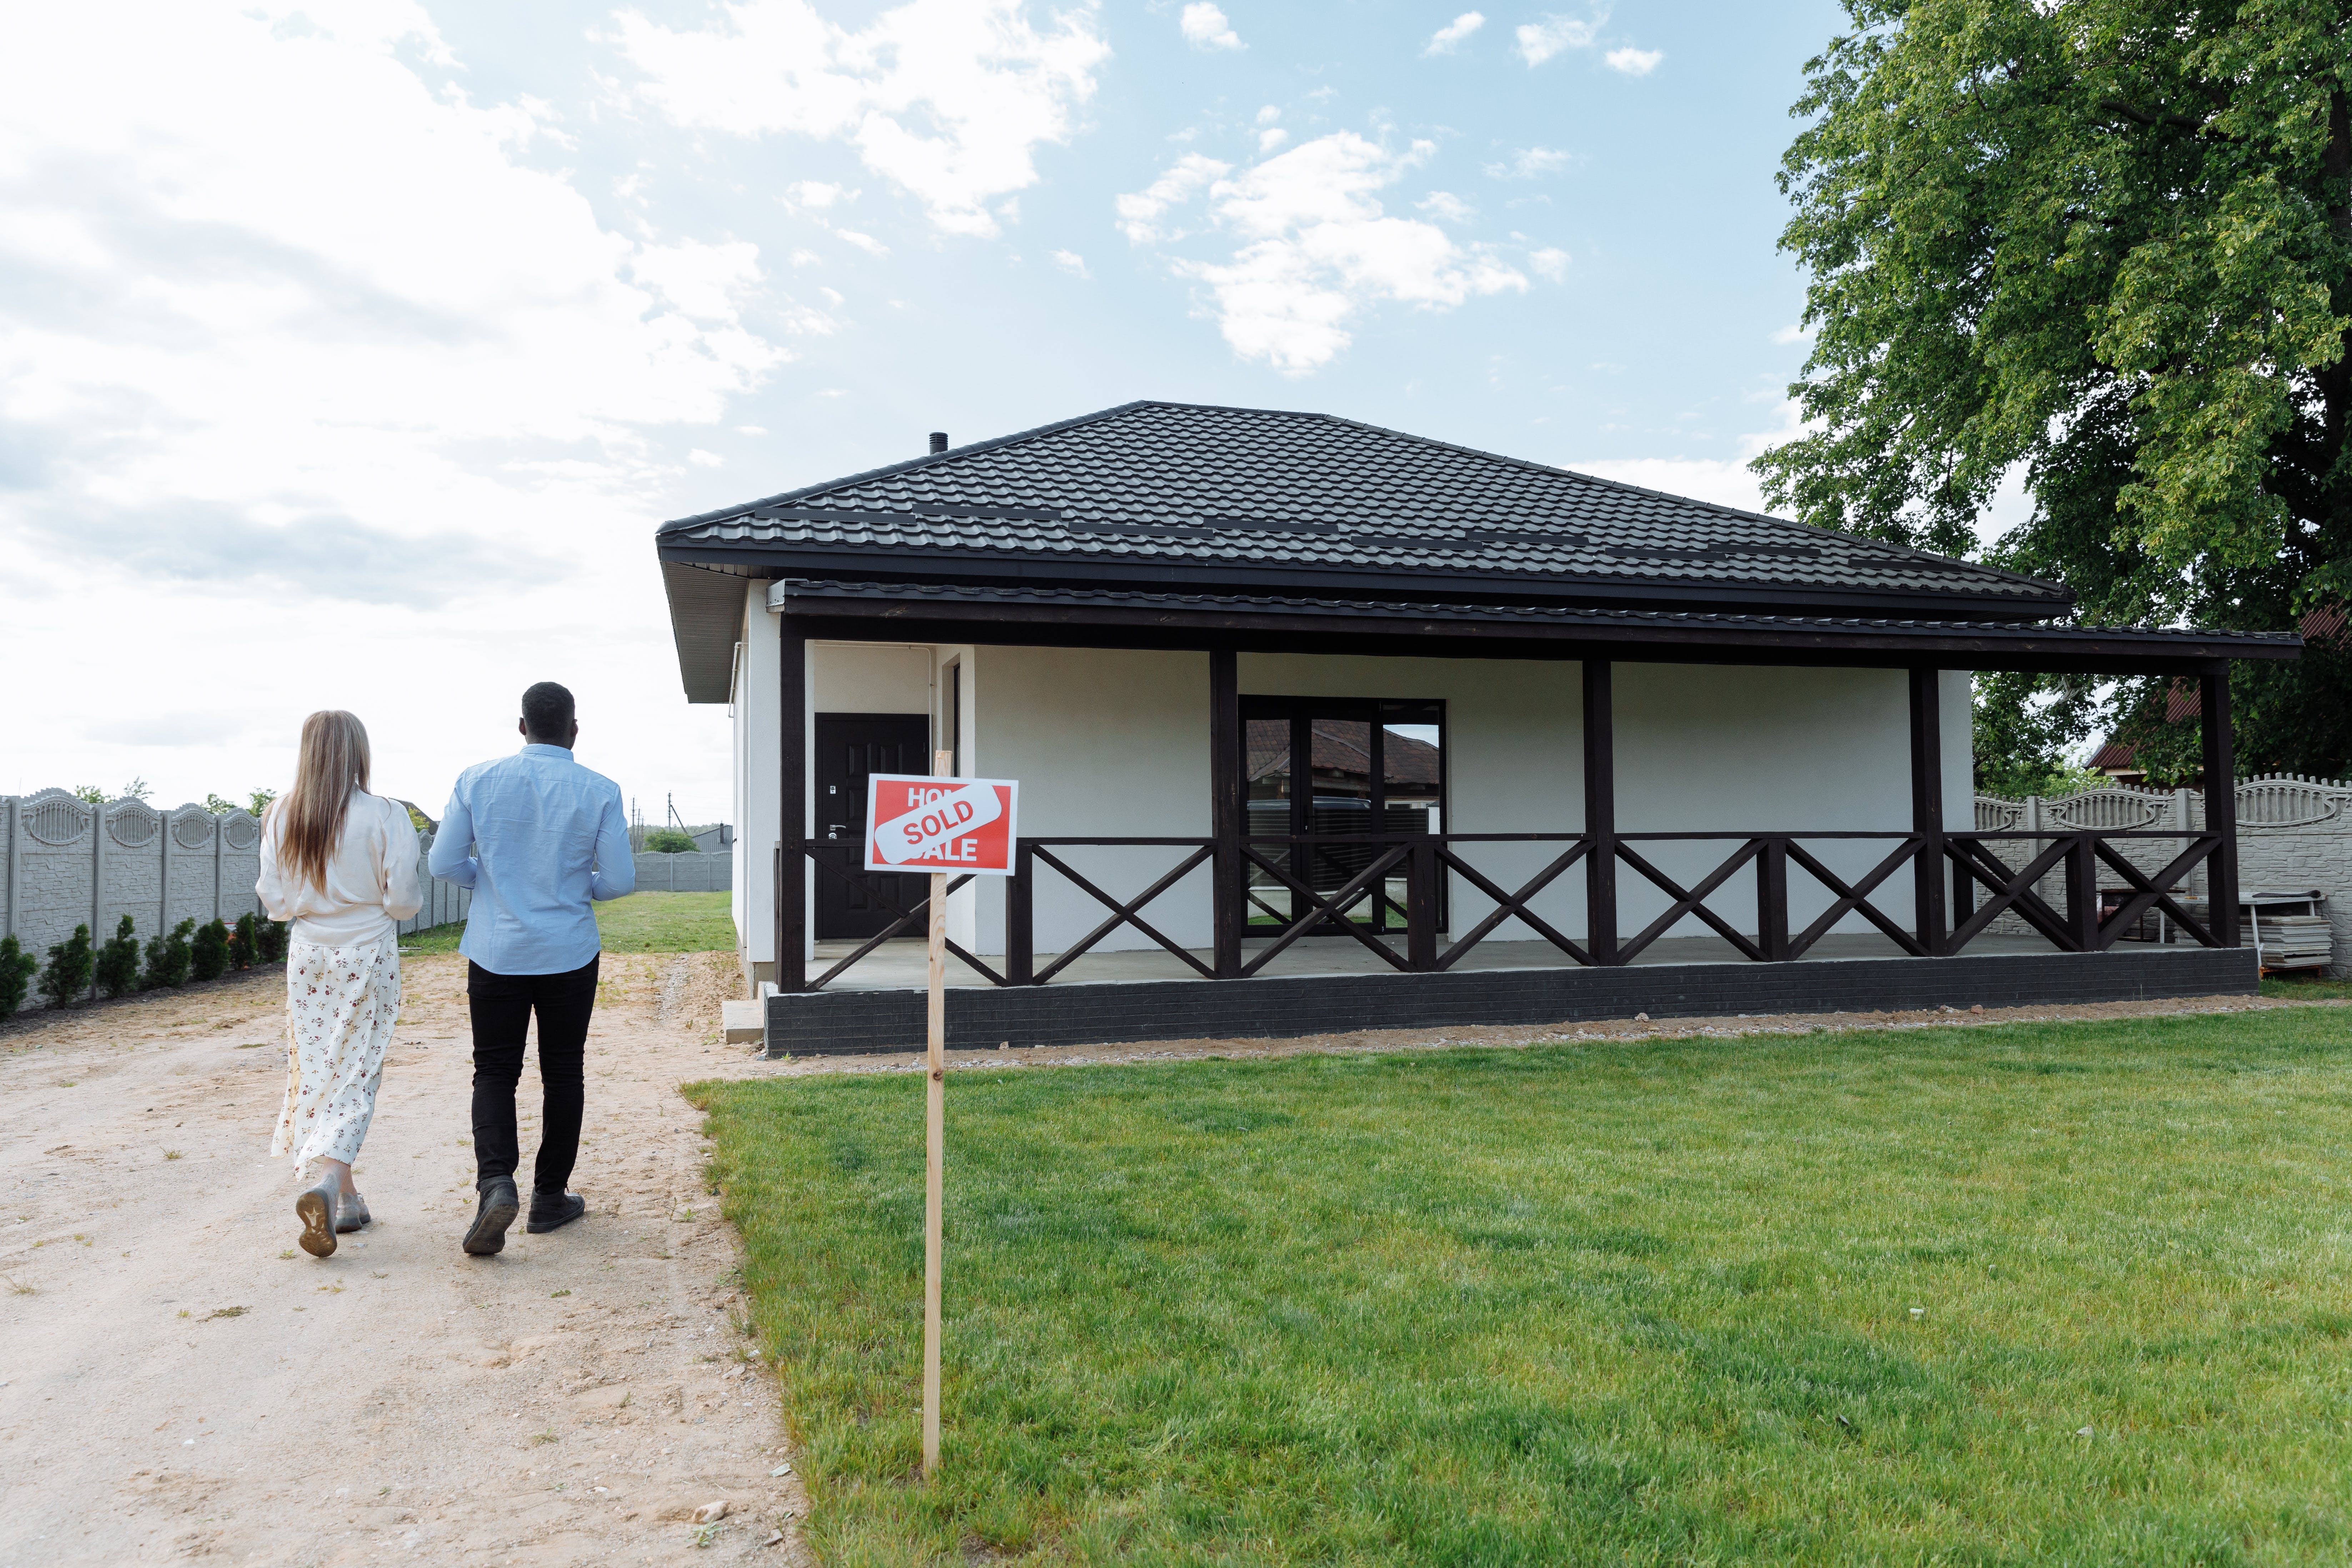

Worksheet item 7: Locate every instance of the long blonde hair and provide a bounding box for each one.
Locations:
[275,710,372,893]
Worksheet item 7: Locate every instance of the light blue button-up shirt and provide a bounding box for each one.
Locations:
[428,744,635,975]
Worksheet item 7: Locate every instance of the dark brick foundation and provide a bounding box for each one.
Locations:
[763,946,2258,1057]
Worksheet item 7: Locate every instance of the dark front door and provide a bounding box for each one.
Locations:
[814,712,931,940]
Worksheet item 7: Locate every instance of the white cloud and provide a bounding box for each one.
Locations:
[1255,105,1281,126]
[1529,246,1569,281]
[1772,322,1812,345]
[1605,46,1661,76]
[786,180,851,209]
[1515,11,1604,66]
[1486,145,1572,179]
[1573,402,1807,516]
[1258,127,1290,153]
[615,0,1109,239]
[1119,133,1528,374]
[1050,249,1090,276]
[1113,152,1230,243]
[688,449,727,467]
[1417,191,1475,223]
[1180,2,1243,50]
[837,229,890,256]
[0,4,777,817]
[1424,12,1485,55]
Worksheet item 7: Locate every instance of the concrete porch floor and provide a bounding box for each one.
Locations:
[800,928,2107,991]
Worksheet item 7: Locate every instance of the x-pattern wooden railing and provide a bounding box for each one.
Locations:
[793,826,2231,990]
[1023,841,1216,983]
[799,845,1003,991]
[1237,839,1415,975]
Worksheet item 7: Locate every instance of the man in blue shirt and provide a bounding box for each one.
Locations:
[430,681,635,1256]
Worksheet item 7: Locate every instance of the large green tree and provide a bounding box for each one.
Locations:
[1757,0,2352,785]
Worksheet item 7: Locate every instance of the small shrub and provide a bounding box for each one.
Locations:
[0,936,35,1016]
[40,925,94,1008]
[227,912,260,971]
[643,827,697,854]
[143,920,195,991]
[257,920,288,965]
[190,919,231,984]
[94,916,142,998]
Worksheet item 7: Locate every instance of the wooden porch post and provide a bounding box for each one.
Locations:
[778,608,807,992]
[1907,666,1948,956]
[1209,645,1243,978]
[1582,659,1619,966]
[2200,658,2241,947]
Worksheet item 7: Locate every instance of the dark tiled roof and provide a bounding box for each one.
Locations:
[658,401,2072,616]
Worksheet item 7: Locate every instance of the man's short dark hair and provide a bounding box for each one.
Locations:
[521,681,575,739]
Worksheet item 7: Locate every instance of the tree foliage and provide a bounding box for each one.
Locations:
[189,918,231,984]
[143,919,194,991]
[0,936,35,1016]
[94,915,142,998]
[40,924,93,1008]
[1759,0,2352,779]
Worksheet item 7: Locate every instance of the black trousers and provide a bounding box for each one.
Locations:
[468,956,598,1195]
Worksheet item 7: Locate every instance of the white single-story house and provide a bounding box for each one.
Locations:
[656,401,2296,1054]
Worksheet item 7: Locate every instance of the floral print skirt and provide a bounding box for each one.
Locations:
[271,934,401,1179]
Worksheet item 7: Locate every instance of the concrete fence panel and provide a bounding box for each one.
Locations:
[2,790,266,967]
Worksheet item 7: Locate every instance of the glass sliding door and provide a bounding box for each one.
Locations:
[1239,696,1446,935]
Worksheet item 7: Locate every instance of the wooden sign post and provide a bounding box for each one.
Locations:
[924,761,947,1478]
[862,761,1020,1480]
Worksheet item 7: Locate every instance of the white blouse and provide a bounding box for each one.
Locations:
[256,791,425,946]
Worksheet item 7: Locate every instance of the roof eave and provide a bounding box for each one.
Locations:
[655,540,2073,623]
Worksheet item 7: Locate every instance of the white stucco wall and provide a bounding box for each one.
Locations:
[971,645,1213,957]
[733,585,780,982]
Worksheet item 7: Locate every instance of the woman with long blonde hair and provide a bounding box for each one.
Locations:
[256,711,422,1258]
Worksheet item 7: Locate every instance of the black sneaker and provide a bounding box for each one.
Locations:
[527,1191,588,1233]
[463,1178,520,1256]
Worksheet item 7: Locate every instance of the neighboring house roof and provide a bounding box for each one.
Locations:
[2092,605,2342,774]
[1247,720,1443,791]
[660,400,2071,612]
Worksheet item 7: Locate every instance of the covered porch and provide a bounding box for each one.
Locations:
[758,579,2284,1054]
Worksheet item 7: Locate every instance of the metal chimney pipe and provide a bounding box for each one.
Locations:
[928,431,948,454]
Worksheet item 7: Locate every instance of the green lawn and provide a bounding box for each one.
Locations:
[400,889,736,955]
[690,1004,2352,1566]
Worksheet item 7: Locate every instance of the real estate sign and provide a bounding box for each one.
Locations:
[863,775,1018,875]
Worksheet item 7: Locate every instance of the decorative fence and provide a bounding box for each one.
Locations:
[2,788,736,1005]
[1,789,267,966]
[1975,776,2352,972]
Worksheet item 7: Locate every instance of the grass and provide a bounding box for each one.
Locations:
[2264,973,2352,1002]
[690,1003,2352,1566]
[401,890,734,955]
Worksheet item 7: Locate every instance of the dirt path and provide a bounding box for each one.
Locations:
[0,952,806,1567]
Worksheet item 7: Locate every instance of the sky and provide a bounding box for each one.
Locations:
[0,0,1873,824]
